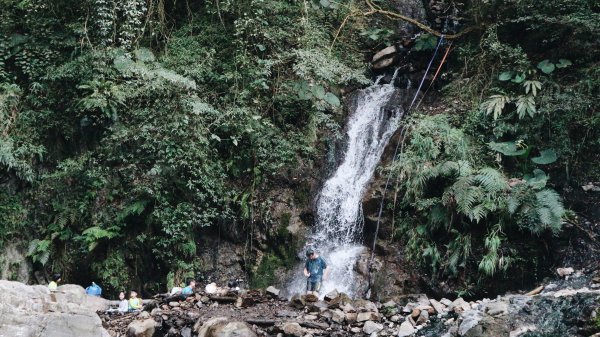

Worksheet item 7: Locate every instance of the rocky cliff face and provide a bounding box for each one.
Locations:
[0,280,109,337]
[0,243,31,283]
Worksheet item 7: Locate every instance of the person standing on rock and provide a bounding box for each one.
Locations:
[303,248,328,296]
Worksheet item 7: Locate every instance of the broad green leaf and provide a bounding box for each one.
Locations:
[524,169,548,189]
[416,225,428,235]
[531,149,557,165]
[414,34,438,51]
[10,33,27,47]
[294,81,312,100]
[113,55,135,73]
[512,73,526,83]
[488,141,527,156]
[537,59,555,74]
[257,44,266,52]
[134,48,155,62]
[320,0,330,7]
[297,89,311,100]
[311,85,326,99]
[324,92,341,107]
[556,59,572,68]
[498,72,513,81]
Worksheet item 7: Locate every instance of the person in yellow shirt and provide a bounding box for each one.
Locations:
[48,273,61,291]
[128,290,143,311]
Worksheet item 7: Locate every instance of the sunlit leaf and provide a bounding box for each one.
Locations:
[324,92,340,107]
[537,59,555,74]
[134,48,155,62]
[531,149,557,165]
[515,95,536,118]
[488,141,527,156]
[511,73,526,83]
[498,72,513,81]
[523,80,541,96]
[481,95,510,120]
[556,59,572,68]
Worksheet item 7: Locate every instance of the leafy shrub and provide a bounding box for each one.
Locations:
[392,115,565,281]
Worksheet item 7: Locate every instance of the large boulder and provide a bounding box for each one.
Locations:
[363,321,383,334]
[392,0,427,37]
[127,318,156,337]
[282,322,304,337]
[0,280,110,337]
[211,322,256,337]
[195,317,256,337]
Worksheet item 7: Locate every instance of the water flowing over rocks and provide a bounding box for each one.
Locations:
[0,280,109,337]
[286,80,410,298]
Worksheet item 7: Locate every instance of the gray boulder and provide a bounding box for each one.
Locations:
[127,319,156,337]
[0,280,110,337]
[363,321,383,334]
[212,322,256,337]
[266,286,281,297]
[195,317,256,337]
[282,322,304,337]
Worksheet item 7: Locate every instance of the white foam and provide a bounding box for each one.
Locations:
[287,84,403,297]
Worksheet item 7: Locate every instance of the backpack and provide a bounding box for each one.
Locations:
[85,282,102,296]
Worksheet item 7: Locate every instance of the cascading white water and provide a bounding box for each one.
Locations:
[287,82,403,297]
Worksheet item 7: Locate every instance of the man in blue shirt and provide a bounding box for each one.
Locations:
[303,248,329,295]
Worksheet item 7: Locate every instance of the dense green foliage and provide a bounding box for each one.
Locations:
[0,0,598,296]
[0,0,371,292]
[388,0,599,292]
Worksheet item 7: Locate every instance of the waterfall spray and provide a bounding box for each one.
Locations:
[287,80,404,297]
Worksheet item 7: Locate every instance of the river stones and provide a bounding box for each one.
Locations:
[282,322,304,337]
[363,321,383,334]
[195,317,256,337]
[266,286,280,297]
[127,318,156,337]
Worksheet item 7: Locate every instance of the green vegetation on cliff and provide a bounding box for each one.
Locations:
[0,0,598,295]
[386,0,599,293]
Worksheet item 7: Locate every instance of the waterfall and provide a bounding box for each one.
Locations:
[287,82,404,297]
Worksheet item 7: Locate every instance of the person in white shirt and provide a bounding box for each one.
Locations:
[117,292,128,313]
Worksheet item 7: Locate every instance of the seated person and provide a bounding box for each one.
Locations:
[48,273,61,291]
[181,279,196,297]
[106,291,129,314]
[128,290,143,311]
[118,291,128,313]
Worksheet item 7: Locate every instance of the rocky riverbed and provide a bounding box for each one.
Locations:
[1,268,599,337]
[96,268,600,337]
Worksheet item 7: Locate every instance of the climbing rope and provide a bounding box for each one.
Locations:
[365,34,447,297]
[415,42,453,111]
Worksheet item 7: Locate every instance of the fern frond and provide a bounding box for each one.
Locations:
[474,168,508,193]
